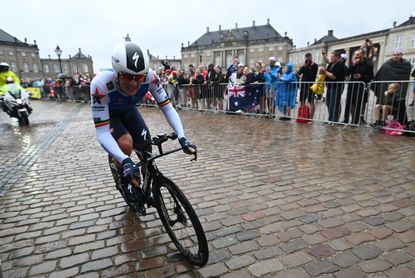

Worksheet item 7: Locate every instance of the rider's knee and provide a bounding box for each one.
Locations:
[118,134,133,156]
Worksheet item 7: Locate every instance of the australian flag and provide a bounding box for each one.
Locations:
[227,83,259,111]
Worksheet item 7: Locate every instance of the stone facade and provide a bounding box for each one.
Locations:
[40,48,94,79]
[181,19,293,70]
[0,28,94,80]
[289,16,415,71]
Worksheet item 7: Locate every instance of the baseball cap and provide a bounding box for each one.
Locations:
[393,48,403,55]
[340,53,348,60]
[269,57,276,62]
[238,63,244,67]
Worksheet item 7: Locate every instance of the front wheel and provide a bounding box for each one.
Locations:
[153,176,209,266]
[18,111,29,126]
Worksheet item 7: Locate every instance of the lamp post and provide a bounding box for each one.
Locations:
[54,45,63,73]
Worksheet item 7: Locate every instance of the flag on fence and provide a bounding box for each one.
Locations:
[226,83,259,111]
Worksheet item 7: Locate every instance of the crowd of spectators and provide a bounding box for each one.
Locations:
[156,38,414,128]
[18,73,93,101]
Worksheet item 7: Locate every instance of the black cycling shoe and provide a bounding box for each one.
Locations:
[120,182,146,214]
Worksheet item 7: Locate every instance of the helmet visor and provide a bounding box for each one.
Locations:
[119,72,146,82]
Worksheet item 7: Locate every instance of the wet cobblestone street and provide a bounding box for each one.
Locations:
[0,101,414,277]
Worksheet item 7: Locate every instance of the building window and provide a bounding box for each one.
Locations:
[268,46,274,52]
[63,63,69,73]
[11,62,17,72]
[8,51,14,56]
[278,46,283,51]
[31,53,36,58]
[258,58,263,64]
[0,50,3,55]
[395,35,403,49]
[239,55,245,65]
[226,55,233,66]
[215,56,221,67]
[249,59,254,67]
[258,47,264,52]
[411,33,415,48]
[44,64,49,73]
[23,63,29,72]
[83,64,88,72]
[72,65,78,73]
[33,63,39,73]
[277,56,283,63]
[249,48,255,53]
[21,51,26,57]
[53,63,59,73]
[191,53,195,57]
[183,54,188,58]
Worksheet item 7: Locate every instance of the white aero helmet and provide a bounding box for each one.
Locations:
[112,42,149,75]
[0,62,10,67]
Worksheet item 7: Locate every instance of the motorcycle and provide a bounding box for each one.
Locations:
[0,84,32,126]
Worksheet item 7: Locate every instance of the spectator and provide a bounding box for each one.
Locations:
[177,70,189,108]
[161,60,170,70]
[263,57,281,116]
[254,62,266,114]
[187,65,198,109]
[409,68,415,106]
[297,53,318,119]
[276,64,298,120]
[371,48,411,124]
[371,83,401,127]
[64,77,74,101]
[360,38,375,62]
[212,65,225,111]
[227,57,239,78]
[204,64,215,110]
[190,67,204,110]
[343,49,374,125]
[320,50,347,124]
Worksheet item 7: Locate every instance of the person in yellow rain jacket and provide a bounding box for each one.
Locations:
[0,62,20,89]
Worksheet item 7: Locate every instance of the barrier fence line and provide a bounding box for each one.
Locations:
[158,80,415,135]
[26,80,415,135]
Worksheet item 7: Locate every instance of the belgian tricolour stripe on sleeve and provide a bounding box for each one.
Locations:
[94,119,110,128]
[158,99,171,108]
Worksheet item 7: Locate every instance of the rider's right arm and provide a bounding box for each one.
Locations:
[90,79,128,163]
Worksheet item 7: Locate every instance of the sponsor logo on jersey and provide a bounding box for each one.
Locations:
[106,81,114,90]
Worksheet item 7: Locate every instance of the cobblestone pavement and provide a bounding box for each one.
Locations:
[0,101,414,278]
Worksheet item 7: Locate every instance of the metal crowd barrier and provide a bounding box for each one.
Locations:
[147,80,415,135]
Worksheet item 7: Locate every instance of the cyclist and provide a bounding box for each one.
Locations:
[90,42,196,204]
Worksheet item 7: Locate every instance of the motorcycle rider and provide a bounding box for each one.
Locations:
[0,62,20,90]
[90,42,196,204]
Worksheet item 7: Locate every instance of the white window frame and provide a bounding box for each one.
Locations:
[11,62,17,72]
[44,64,49,73]
[63,63,69,73]
[82,64,88,72]
[33,63,39,73]
[53,63,59,73]
[268,46,274,52]
[395,35,403,49]
[258,47,264,52]
[23,63,29,72]
[21,51,26,57]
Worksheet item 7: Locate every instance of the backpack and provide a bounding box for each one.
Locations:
[384,119,406,136]
[296,104,311,123]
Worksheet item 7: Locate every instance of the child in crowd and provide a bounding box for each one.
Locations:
[371,83,400,127]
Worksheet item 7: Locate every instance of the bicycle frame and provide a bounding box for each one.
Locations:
[132,132,197,209]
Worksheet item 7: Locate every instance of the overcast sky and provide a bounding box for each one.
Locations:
[3,0,413,72]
